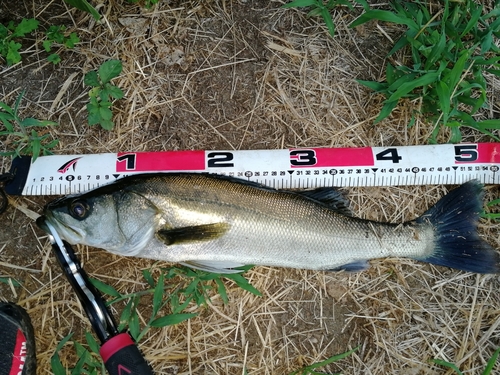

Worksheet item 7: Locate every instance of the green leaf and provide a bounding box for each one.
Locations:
[42,40,52,52]
[129,311,140,340]
[0,277,21,286]
[85,331,101,355]
[387,72,440,102]
[152,273,164,317]
[374,100,399,123]
[12,18,39,37]
[431,359,464,375]
[84,71,100,87]
[321,8,336,37]
[215,278,228,304]
[6,41,22,65]
[150,313,197,327]
[356,79,387,92]
[482,347,500,375]
[102,84,124,100]
[90,278,121,298]
[99,106,113,121]
[98,59,123,84]
[436,81,450,122]
[47,53,61,64]
[477,119,500,130]
[142,269,155,287]
[225,273,262,296]
[63,0,101,20]
[99,119,114,130]
[461,4,483,37]
[282,0,318,8]
[480,31,493,54]
[65,32,80,48]
[350,10,417,29]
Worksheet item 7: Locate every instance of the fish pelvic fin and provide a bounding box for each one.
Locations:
[180,260,246,274]
[157,223,230,245]
[415,180,500,274]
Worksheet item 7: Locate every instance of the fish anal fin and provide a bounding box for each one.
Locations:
[180,260,246,274]
[298,188,352,216]
[329,260,370,272]
[157,223,229,245]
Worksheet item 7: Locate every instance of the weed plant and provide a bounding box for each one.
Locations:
[0,19,39,65]
[287,346,358,375]
[0,91,58,162]
[43,25,80,64]
[84,59,124,131]
[351,0,500,143]
[432,347,500,375]
[51,265,260,373]
[282,0,368,37]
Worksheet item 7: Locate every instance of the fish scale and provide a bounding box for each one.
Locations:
[37,173,500,274]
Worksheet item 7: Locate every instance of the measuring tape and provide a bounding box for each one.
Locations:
[4,143,500,196]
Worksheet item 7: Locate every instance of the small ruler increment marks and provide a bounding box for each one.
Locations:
[5,143,500,196]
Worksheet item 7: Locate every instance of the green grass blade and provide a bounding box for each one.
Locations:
[482,347,500,375]
[387,72,440,102]
[282,0,318,8]
[150,313,197,327]
[350,10,417,28]
[436,81,451,122]
[374,100,398,123]
[431,358,464,375]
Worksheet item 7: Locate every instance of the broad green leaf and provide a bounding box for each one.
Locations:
[99,119,114,130]
[84,71,100,87]
[90,277,121,298]
[42,40,52,53]
[281,0,318,8]
[98,59,122,84]
[12,19,39,37]
[99,106,113,121]
[387,72,440,102]
[6,41,22,65]
[63,0,101,20]
[47,53,61,64]
[104,84,124,100]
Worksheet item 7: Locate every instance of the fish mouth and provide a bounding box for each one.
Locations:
[36,214,84,243]
[36,216,50,233]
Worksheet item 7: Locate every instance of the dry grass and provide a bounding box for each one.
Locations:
[0,0,500,374]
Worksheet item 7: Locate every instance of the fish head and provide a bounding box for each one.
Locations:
[37,189,159,255]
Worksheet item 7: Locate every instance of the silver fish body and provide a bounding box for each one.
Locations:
[37,174,499,274]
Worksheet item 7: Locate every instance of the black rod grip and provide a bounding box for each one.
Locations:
[100,333,154,375]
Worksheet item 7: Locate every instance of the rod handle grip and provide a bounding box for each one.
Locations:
[100,333,154,375]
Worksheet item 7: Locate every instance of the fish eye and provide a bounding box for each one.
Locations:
[69,200,90,220]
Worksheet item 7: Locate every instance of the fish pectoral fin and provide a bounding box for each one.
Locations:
[329,260,370,272]
[157,223,229,245]
[298,188,352,216]
[181,260,247,274]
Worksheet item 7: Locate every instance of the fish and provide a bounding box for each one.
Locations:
[36,173,500,274]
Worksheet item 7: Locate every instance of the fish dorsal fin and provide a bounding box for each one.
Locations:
[298,188,352,216]
[180,260,246,274]
[157,223,229,245]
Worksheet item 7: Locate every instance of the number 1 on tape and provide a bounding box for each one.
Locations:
[4,143,500,196]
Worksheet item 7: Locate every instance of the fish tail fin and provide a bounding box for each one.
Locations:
[415,180,500,274]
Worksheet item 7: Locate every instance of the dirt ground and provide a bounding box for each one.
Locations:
[1,0,500,374]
